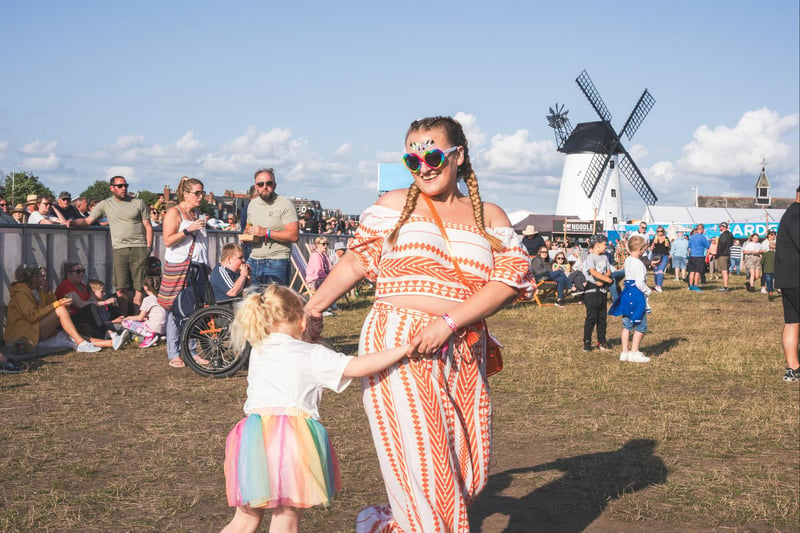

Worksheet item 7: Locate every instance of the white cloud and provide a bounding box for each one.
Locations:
[112,136,145,150]
[678,108,799,176]
[479,130,560,174]
[334,143,351,158]
[454,112,486,150]
[104,167,136,181]
[23,153,61,171]
[0,140,8,153]
[21,140,58,155]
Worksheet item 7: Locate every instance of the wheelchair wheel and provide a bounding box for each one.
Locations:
[180,305,250,378]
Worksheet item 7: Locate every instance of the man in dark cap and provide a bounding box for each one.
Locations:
[52,191,83,221]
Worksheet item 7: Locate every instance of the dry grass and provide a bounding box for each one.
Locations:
[1,274,798,532]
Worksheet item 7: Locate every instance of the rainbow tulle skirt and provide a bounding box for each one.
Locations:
[224,408,342,509]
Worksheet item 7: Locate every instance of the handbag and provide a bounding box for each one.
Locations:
[420,194,504,376]
[157,236,196,310]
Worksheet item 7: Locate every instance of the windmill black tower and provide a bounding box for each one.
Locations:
[546,70,658,227]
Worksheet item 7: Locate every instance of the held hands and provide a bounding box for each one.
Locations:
[303,309,324,343]
[58,297,72,307]
[408,317,453,358]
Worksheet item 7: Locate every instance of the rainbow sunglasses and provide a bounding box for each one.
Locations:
[402,146,459,173]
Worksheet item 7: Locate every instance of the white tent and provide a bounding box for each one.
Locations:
[641,206,785,225]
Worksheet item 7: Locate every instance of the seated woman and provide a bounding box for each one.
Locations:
[4,265,113,354]
[531,245,570,306]
[554,250,587,299]
[27,197,68,225]
[305,236,337,314]
[56,262,124,345]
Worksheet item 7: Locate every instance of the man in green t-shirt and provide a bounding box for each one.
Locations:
[73,176,153,314]
[243,168,299,286]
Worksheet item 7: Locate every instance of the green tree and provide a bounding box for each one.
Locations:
[80,180,112,201]
[2,172,54,206]
[137,190,159,207]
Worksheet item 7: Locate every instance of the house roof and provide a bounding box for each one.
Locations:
[755,166,771,188]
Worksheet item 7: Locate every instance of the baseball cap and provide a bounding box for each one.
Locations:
[58,191,71,200]
[333,242,347,252]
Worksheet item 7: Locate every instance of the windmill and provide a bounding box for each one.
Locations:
[546,70,658,229]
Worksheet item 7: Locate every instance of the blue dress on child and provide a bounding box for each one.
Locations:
[609,280,647,325]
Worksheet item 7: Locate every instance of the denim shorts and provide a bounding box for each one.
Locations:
[247,257,290,286]
[671,256,687,270]
[622,315,648,334]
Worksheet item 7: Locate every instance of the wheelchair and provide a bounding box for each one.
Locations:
[179,281,250,378]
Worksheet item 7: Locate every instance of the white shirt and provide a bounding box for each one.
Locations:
[624,256,651,296]
[243,333,354,420]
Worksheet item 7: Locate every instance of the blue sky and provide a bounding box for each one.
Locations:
[1,0,798,219]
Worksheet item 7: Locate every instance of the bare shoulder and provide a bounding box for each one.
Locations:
[482,202,512,228]
[375,189,408,211]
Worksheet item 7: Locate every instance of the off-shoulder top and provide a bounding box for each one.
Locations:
[348,205,533,302]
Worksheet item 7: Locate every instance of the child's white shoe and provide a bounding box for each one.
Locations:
[619,352,629,362]
[626,351,651,363]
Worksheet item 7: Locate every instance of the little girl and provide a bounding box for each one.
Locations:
[120,276,166,348]
[610,235,652,363]
[221,284,409,533]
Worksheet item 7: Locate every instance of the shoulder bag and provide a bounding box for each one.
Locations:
[420,195,503,376]
[157,235,196,310]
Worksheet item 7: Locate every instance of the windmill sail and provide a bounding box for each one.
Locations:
[576,70,612,123]
[619,89,656,141]
[618,152,658,205]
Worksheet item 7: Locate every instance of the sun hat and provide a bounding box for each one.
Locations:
[10,203,27,214]
[25,194,38,205]
[522,225,537,236]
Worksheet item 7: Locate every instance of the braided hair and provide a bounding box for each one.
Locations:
[387,116,502,252]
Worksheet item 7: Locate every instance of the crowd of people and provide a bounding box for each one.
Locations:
[2,117,798,533]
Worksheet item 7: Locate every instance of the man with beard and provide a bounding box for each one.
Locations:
[243,168,299,286]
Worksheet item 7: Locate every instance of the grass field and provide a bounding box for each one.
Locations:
[1,274,798,532]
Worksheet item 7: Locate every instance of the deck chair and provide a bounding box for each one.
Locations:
[533,279,558,307]
[290,243,314,297]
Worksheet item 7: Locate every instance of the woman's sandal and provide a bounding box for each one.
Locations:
[169,358,185,368]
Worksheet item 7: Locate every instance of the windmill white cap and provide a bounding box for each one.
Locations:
[522,225,538,236]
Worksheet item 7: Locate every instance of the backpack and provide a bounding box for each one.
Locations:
[173,263,209,327]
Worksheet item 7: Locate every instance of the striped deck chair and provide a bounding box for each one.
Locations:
[290,243,314,296]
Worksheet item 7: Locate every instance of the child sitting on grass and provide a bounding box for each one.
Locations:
[221,284,411,533]
[581,234,613,352]
[88,279,123,329]
[120,276,166,348]
[610,235,652,363]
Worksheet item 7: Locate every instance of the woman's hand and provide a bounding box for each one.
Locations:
[409,318,453,357]
[58,297,72,307]
[188,218,205,233]
[303,309,324,343]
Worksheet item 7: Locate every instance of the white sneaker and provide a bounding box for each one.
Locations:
[626,351,650,363]
[620,352,629,362]
[112,330,130,351]
[322,311,334,317]
[760,287,767,293]
[654,286,663,293]
[77,341,102,353]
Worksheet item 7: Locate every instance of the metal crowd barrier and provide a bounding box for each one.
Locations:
[0,224,348,340]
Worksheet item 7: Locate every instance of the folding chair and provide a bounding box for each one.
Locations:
[533,279,558,307]
[290,243,314,297]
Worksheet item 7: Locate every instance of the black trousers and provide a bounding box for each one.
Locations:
[583,284,608,344]
[73,304,113,339]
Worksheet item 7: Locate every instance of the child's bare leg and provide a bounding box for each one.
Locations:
[631,331,644,353]
[621,329,630,353]
[269,505,302,533]
[221,505,265,533]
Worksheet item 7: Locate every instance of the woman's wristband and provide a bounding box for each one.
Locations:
[441,313,459,334]
[53,300,60,309]
[183,228,190,236]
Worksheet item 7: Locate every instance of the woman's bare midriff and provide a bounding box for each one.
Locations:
[377,295,459,316]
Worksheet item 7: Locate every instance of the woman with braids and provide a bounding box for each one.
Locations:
[305,116,532,532]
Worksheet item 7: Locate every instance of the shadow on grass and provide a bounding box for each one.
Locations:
[646,336,687,357]
[470,439,668,532]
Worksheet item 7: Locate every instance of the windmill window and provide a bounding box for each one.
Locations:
[610,189,616,198]
[613,217,618,225]
[757,187,768,197]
